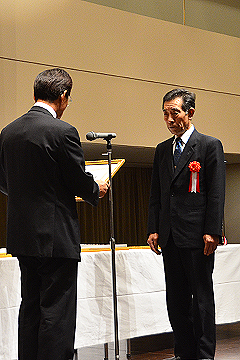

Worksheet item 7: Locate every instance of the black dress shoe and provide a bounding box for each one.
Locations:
[162,356,181,360]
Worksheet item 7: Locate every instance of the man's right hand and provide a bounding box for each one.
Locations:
[147,233,161,255]
[96,180,109,198]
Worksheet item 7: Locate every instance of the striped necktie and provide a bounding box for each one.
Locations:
[173,137,182,167]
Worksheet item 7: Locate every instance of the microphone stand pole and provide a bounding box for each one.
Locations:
[106,137,120,360]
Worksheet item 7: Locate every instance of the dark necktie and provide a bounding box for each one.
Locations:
[173,137,182,167]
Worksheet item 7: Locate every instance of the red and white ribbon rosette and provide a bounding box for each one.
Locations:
[188,161,201,193]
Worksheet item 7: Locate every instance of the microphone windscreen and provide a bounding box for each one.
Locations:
[86,131,96,141]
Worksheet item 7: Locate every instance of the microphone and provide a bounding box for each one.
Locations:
[86,131,117,141]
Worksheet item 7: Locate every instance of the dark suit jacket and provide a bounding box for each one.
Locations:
[0,106,99,259]
[148,128,225,248]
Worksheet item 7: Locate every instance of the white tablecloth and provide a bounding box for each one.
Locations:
[1,245,240,359]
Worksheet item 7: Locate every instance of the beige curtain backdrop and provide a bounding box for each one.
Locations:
[77,166,152,246]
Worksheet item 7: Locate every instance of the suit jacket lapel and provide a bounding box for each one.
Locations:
[172,129,198,181]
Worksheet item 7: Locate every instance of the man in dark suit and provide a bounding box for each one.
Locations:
[147,89,225,360]
[0,68,108,360]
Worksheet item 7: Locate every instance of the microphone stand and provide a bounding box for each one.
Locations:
[86,132,120,359]
[105,137,120,360]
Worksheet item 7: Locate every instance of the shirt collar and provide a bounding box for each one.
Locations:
[33,101,57,118]
[174,124,195,145]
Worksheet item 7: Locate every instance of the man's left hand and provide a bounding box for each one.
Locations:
[203,234,219,256]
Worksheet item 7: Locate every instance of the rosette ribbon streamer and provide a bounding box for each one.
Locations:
[188,161,201,193]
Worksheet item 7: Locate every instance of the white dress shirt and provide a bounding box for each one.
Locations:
[172,124,195,153]
[33,101,57,118]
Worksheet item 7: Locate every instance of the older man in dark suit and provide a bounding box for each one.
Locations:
[0,68,108,360]
[147,89,225,360]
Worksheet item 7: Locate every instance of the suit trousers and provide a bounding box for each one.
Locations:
[161,235,215,360]
[17,256,79,360]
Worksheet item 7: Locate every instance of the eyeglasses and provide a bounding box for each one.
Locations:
[67,96,72,106]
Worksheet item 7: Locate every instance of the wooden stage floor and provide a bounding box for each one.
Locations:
[131,335,240,359]
[76,322,240,359]
[130,322,240,359]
